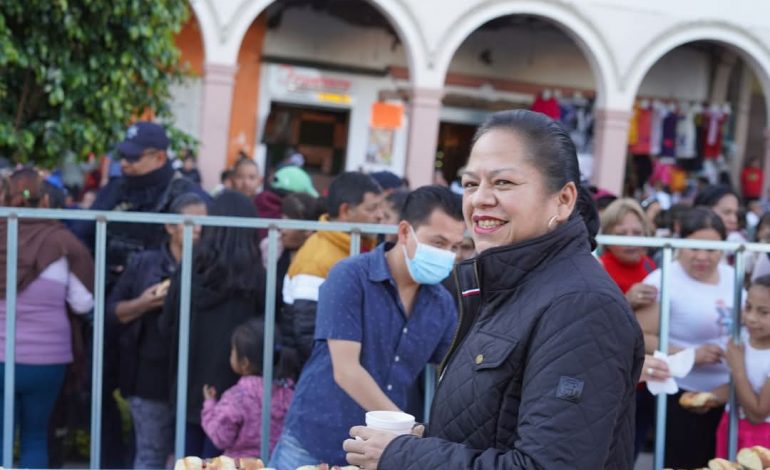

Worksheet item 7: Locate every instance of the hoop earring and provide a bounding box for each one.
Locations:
[547,215,558,230]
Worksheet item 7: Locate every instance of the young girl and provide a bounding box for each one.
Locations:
[715,274,770,455]
[201,319,294,459]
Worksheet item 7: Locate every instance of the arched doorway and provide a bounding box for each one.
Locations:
[232,0,415,192]
[626,41,768,203]
[436,15,603,190]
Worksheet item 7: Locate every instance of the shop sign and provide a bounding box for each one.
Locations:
[271,64,353,104]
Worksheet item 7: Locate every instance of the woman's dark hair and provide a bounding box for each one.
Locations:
[693,184,739,208]
[680,207,727,240]
[756,212,770,242]
[231,319,298,379]
[751,274,770,290]
[473,109,599,248]
[168,192,205,215]
[6,169,44,208]
[193,190,263,296]
[281,192,325,221]
[42,180,67,209]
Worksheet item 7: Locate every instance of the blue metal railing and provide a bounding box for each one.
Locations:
[599,235,754,469]
[0,209,761,469]
[0,207,396,469]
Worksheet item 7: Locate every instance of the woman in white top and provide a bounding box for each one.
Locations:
[636,207,736,469]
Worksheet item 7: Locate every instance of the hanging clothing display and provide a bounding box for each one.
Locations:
[628,104,640,147]
[629,106,653,155]
[703,106,727,159]
[649,102,668,156]
[531,94,561,120]
[660,109,678,158]
[627,96,739,192]
[556,94,594,155]
[675,106,698,160]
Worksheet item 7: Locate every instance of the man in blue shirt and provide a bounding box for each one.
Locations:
[270,186,466,469]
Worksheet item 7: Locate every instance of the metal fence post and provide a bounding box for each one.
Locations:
[350,230,362,256]
[2,214,18,469]
[174,223,195,459]
[727,248,745,460]
[261,226,280,460]
[89,217,108,469]
[653,245,673,470]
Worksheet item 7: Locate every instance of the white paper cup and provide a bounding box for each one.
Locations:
[365,411,415,435]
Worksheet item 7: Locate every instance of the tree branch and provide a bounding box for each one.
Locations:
[14,70,32,131]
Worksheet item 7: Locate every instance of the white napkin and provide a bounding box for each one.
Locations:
[646,348,695,395]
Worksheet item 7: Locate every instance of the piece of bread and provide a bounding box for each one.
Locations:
[207,456,236,470]
[237,457,264,470]
[174,457,203,470]
[707,458,741,469]
[737,446,770,470]
[154,278,171,297]
[679,391,718,408]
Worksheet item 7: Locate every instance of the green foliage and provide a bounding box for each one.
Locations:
[0,0,196,167]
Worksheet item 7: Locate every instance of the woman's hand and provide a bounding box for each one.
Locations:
[639,355,671,383]
[625,283,658,309]
[694,344,724,365]
[343,425,424,469]
[725,340,746,373]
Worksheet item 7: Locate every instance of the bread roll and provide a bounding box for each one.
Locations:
[737,446,770,470]
[154,278,171,297]
[207,456,236,470]
[174,456,203,470]
[707,457,741,469]
[679,391,718,408]
[237,458,264,470]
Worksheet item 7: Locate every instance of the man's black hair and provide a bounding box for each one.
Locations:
[401,185,463,229]
[326,172,382,218]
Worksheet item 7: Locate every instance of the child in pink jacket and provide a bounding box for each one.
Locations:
[202,320,294,458]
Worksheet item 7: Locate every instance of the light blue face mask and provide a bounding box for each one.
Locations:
[402,225,456,285]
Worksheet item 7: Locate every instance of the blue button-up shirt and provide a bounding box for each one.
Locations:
[282,243,457,465]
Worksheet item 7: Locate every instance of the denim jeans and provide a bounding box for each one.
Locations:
[269,432,321,470]
[127,397,174,469]
[0,363,66,469]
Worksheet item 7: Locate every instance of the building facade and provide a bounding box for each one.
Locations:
[174,0,770,197]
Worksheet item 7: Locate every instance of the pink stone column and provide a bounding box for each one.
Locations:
[592,108,633,196]
[198,63,238,190]
[405,87,444,188]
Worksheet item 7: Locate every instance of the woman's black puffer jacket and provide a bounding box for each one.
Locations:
[381,217,644,469]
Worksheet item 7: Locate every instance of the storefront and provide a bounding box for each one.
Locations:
[255,63,409,191]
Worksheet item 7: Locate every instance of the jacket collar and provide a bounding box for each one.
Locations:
[123,160,174,190]
[368,242,393,282]
[471,216,591,294]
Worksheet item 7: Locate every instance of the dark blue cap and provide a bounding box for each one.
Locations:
[115,121,169,162]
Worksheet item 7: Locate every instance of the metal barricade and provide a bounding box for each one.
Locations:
[598,235,765,470]
[0,208,396,468]
[0,208,761,470]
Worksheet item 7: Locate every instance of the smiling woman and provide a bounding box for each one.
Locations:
[343,110,644,470]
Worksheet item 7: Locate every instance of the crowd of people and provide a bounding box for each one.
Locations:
[0,112,767,470]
